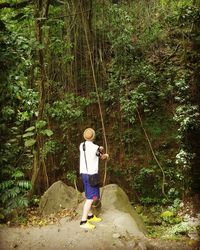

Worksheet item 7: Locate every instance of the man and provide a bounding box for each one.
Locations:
[79,128,109,229]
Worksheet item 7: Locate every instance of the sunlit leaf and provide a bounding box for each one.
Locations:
[25,126,35,132]
[23,132,35,138]
[36,120,47,129]
[41,129,53,137]
[12,170,24,179]
[25,139,36,147]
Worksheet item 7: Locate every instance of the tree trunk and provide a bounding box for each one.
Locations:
[30,0,50,197]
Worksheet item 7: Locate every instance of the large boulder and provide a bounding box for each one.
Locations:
[76,183,147,237]
[39,181,80,215]
[101,184,147,236]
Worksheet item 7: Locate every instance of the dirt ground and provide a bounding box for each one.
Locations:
[0,184,199,250]
[0,213,199,250]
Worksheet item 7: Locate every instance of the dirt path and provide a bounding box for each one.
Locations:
[0,213,199,250]
[0,209,146,250]
[0,219,124,250]
[0,183,199,250]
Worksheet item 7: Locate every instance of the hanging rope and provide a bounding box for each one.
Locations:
[80,4,108,200]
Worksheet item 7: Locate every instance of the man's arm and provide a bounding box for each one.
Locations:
[100,153,109,160]
[96,146,109,160]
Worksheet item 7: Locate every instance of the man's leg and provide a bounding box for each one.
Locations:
[80,199,95,229]
[80,175,101,229]
[81,199,93,221]
[82,186,102,223]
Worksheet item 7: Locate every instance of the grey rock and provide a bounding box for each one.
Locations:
[39,181,80,215]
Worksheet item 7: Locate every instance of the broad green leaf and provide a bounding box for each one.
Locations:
[36,120,47,129]
[23,132,35,138]
[25,126,35,132]
[41,129,53,137]
[25,139,36,147]
[8,139,17,143]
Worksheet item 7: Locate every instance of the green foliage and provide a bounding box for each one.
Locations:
[47,93,90,124]
[178,5,200,25]
[0,168,31,220]
[0,7,37,221]
[174,105,200,134]
[107,0,200,203]
[42,140,59,157]
[1,0,200,222]
[22,122,53,149]
[175,149,195,170]
[24,139,36,147]
[160,210,174,218]
[29,195,40,207]
[160,210,182,225]
[65,170,77,184]
[173,74,200,194]
[162,220,199,238]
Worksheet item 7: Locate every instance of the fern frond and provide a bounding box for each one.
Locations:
[0,180,14,191]
[16,196,29,207]
[1,166,15,176]
[17,180,32,189]
[1,187,21,203]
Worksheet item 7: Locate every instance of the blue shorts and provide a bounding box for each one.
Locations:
[81,174,100,200]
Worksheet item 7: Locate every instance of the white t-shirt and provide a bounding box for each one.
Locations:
[79,141,99,175]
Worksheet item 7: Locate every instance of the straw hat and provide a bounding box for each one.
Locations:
[83,128,95,141]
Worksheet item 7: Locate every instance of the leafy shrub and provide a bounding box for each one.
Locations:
[0,168,31,221]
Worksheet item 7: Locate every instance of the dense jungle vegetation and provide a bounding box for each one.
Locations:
[0,0,200,239]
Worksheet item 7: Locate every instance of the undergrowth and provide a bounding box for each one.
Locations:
[135,199,200,241]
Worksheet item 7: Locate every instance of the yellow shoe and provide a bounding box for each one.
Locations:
[87,215,102,223]
[80,221,95,230]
